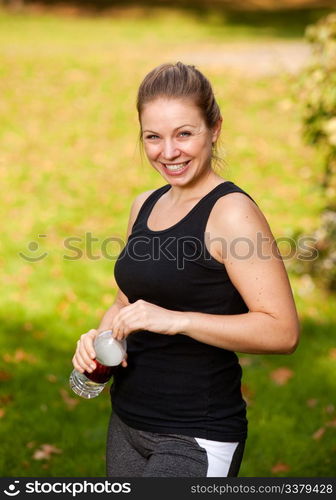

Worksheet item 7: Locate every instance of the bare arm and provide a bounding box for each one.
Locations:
[177,193,300,354]
[97,289,129,333]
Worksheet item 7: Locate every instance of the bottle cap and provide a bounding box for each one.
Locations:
[94,330,126,366]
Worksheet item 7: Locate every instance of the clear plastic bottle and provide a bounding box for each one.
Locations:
[69,330,127,399]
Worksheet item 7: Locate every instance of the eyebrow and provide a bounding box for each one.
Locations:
[142,124,197,133]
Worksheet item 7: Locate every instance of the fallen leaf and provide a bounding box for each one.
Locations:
[326,419,336,428]
[3,349,37,364]
[324,405,335,414]
[0,395,13,406]
[77,301,90,313]
[26,441,36,449]
[59,388,79,410]
[65,290,77,302]
[33,444,62,461]
[0,408,6,418]
[271,462,290,473]
[312,427,325,440]
[329,348,336,360]
[23,322,33,331]
[46,374,57,383]
[239,357,253,367]
[56,300,70,319]
[51,266,62,278]
[0,370,11,381]
[307,398,318,408]
[270,367,294,386]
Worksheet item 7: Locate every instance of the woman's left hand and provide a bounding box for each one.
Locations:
[110,299,185,340]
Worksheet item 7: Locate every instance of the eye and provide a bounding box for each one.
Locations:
[178,131,192,137]
[145,134,159,140]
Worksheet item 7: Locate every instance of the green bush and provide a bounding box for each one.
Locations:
[300,12,336,192]
[291,12,336,291]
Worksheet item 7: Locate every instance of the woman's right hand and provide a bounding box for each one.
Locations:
[72,329,99,374]
[72,328,128,373]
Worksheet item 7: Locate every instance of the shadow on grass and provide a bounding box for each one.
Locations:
[0,314,111,476]
[241,313,336,476]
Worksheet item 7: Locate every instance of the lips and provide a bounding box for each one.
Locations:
[161,160,191,175]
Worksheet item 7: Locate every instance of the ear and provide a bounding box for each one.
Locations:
[211,117,222,144]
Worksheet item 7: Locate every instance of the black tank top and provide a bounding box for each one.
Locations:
[111,181,257,442]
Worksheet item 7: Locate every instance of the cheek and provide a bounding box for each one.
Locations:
[144,144,160,159]
[189,137,211,156]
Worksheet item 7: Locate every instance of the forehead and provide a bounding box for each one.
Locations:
[140,97,204,129]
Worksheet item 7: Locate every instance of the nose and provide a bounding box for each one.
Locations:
[162,139,180,161]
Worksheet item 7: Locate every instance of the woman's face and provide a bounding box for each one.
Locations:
[140,97,221,186]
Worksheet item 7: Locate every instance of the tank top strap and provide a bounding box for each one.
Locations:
[131,184,171,231]
[131,181,257,236]
[184,181,258,239]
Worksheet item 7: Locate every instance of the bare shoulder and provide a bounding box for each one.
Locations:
[211,191,271,237]
[126,189,157,238]
[208,191,300,343]
[131,189,157,217]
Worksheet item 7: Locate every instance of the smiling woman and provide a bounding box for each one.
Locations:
[71,62,300,478]
[140,98,219,181]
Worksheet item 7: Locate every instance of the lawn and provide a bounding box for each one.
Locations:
[0,6,335,477]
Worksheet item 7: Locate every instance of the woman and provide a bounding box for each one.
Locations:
[72,62,300,477]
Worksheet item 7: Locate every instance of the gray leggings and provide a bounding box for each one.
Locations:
[106,411,245,477]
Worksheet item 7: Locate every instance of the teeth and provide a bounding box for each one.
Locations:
[165,161,188,171]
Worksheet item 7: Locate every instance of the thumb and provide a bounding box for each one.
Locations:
[121,353,128,367]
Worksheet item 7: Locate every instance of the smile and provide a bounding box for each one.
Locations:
[162,160,191,173]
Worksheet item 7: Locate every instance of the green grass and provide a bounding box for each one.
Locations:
[0,7,335,477]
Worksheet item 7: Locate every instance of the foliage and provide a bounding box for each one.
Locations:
[300,12,336,190]
[291,12,336,290]
[289,210,336,291]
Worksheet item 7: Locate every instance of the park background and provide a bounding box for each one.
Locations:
[0,0,335,477]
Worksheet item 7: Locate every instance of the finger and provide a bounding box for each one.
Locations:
[72,351,86,373]
[113,328,123,341]
[78,340,96,367]
[72,354,84,373]
[78,330,98,359]
[118,327,128,341]
[113,313,136,338]
[112,320,123,340]
[76,346,96,373]
[121,359,128,368]
[116,310,140,331]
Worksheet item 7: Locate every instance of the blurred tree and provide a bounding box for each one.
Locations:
[290,12,336,291]
[2,0,336,12]
[1,0,25,9]
[2,0,24,6]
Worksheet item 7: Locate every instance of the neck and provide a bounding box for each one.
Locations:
[167,170,225,204]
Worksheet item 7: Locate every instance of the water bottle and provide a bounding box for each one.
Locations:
[69,329,127,399]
